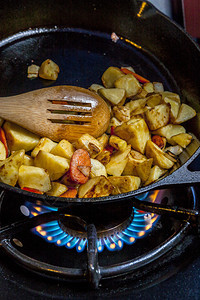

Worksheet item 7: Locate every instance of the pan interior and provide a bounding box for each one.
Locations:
[0,28,179,95]
[0,27,199,203]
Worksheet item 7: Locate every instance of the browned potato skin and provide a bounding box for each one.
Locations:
[39,59,60,80]
[146,140,174,169]
[144,104,170,131]
[114,119,151,154]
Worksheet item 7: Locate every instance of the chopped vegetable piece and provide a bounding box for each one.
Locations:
[152,135,165,149]
[110,126,115,135]
[60,188,78,198]
[39,59,60,80]
[21,187,43,194]
[0,128,8,157]
[120,68,150,83]
[70,149,91,184]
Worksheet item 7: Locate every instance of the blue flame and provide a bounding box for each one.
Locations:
[25,191,160,252]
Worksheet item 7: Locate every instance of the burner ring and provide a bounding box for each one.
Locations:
[58,211,133,239]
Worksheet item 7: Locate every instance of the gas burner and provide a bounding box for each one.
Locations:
[24,191,161,252]
[0,186,199,289]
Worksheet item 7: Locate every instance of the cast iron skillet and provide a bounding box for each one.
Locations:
[0,0,200,205]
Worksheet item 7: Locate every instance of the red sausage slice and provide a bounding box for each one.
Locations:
[69,149,91,184]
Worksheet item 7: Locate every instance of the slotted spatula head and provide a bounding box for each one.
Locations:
[0,86,110,142]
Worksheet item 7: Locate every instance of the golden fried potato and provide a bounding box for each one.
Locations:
[122,151,146,176]
[170,133,193,148]
[125,98,147,113]
[143,82,154,94]
[0,141,6,160]
[114,74,141,97]
[98,88,126,106]
[39,59,59,80]
[109,135,127,152]
[34,150,70,180]
[78,176,113,198]
[145,140,174,169]
[113,105,130,122]
[50,139,75,159]
[135,158,153,182]
[75,133,102,158]
[144,104,170,131]
[90,158,107,178]
[23,154,34,166]
[114,119,150,154]
[160,91,181,103]
[18,165,51,192]
[106,145,131,176]
[146,94,162,107]
[152,124,186,141]
[109,175,141,195]
[46,182,68,197]
[31,137,57,158]
[3,121,40,152]
[0,150,25,186]
[174,103,196,124]
[144,165,167,186]
[101,67,124,88]
[164,97,180,122]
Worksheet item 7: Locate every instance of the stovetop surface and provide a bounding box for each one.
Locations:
[0,234,200,299]
[0,186,199,299]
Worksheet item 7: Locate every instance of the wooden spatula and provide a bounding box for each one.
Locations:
[0,86,110,142]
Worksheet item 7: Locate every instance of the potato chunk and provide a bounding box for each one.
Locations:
[3,121,40,152]
[0,141,6,160]
[135,158,153,182]
[115,119,150,154]
[174,103,196,124]
[0,150,25,186]
[75,134,102,158]
[88,83,104,93]
[46,182,68,197]
[106,145,131,176]
[90,158,107,178]
[31,137,57,158]
[18,165,51,192]
[164,97,180,122]
[114,74,141,97]
[146,140,174,169]
[34,150,69,180]
[39,59,59,80]
[125,98,147,113]
[113,105,130,122]
[144,104,170,130]
[109,175,141,195]
[144,165,166,186]
[50,139,75,159]
[23,154,34,166]
[95,150,111,165]
[27,64,40,79]
[122,151,146,176]
[106,117,122,134]
[152,124,186,141]
[101,67,124,88]
[78,176,113,198]
[98,88,126,106]
[170,133,192,148]
[146,94,162,107]
[109,135,127,152]
[97,134,109,149]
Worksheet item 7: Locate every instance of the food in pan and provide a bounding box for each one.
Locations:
[27,59,60,80]
[0,66,196,197]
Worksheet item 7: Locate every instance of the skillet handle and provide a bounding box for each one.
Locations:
[156,150,200,189]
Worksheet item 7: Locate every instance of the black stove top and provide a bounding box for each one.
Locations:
[0,185,199,299]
